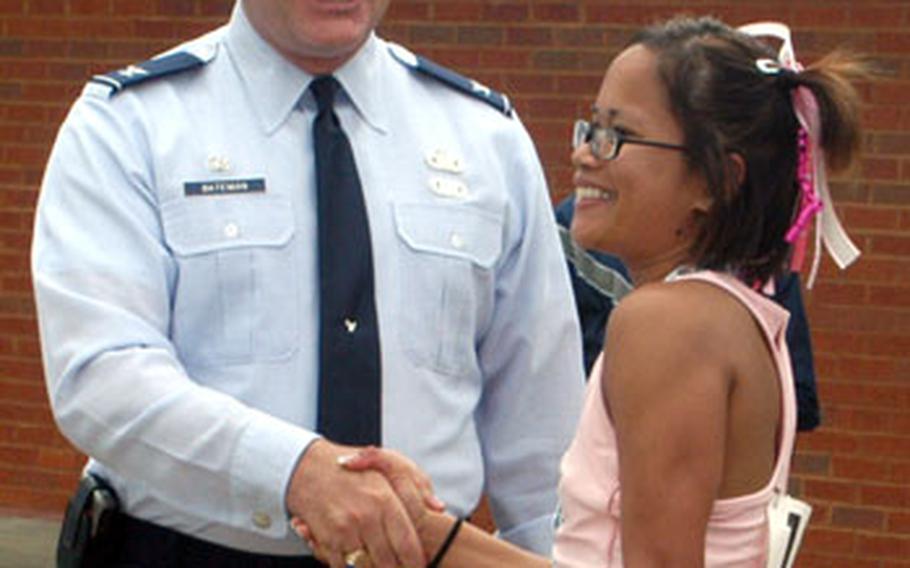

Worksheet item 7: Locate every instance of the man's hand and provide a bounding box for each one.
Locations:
[286,439,426,568]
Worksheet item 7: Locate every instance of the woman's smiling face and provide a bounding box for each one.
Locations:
[570,44,712,282]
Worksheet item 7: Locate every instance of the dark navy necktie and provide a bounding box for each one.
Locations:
[311,76,381,446]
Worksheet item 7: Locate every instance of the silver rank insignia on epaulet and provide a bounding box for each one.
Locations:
[90,42,216,96]
[387,43,513,117]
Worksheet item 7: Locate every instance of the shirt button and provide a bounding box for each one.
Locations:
[224,222,240,238]
[252,511,272,529]
[450,233,464,249]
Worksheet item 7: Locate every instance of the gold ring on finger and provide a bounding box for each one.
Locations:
[344,548,368,567]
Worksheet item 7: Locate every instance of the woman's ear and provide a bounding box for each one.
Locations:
[692,193,713,215]
[691,178,714,215]
[728,151,747,190]
[692,151,744,214]
[687,152,744,217]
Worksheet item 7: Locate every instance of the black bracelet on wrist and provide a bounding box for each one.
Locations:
[427,517,464,568]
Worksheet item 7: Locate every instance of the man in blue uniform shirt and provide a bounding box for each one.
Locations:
[31,1,585,566]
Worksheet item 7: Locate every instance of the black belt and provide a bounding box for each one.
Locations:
[109,512,325,567]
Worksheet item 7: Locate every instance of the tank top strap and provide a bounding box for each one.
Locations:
[671,270,798,495]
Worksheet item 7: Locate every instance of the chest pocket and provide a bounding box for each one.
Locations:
[392,202,502,377]
[161,194,299,366]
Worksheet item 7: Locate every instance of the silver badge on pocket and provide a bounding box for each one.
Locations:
[425,148,463,174]
[428,177,468,200]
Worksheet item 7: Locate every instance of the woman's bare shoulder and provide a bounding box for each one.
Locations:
[608,278,742,348]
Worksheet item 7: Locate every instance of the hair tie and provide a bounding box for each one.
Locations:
[756,57,801,90]
[776,67,801,90]
[755,57,783,74]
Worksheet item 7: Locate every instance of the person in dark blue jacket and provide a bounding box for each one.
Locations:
[555,196,820,431]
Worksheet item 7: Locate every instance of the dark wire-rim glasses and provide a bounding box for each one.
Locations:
[573,119,687,161]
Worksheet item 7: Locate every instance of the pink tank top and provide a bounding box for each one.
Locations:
[552,271,797,567]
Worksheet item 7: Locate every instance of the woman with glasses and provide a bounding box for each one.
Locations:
[295,15,868,568]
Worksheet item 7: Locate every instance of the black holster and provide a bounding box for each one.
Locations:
[57,473,120,568]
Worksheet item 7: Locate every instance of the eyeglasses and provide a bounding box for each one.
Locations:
[572,119,687,161]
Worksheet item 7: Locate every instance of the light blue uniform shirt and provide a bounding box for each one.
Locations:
[32,3,584,556]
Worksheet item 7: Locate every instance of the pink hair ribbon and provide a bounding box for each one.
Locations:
[786,127,821,270]
[738,22,861,288]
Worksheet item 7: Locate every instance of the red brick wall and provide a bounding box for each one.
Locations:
[1,1,908,565]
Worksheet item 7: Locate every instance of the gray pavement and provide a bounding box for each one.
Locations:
[0,516,59,568]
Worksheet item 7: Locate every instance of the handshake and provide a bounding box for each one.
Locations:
[285,440,453,568]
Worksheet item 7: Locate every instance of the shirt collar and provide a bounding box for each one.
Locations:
[332,34,388,134]
[225,2,388,135]
[224,2,308,134]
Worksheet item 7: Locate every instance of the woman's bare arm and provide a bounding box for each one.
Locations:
[604,283,733,567]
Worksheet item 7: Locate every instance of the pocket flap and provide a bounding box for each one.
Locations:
[162,195,294,256]
[393,202,503,268]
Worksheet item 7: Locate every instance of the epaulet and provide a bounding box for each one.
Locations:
[90,44,216,96]
[387,43,512,117]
